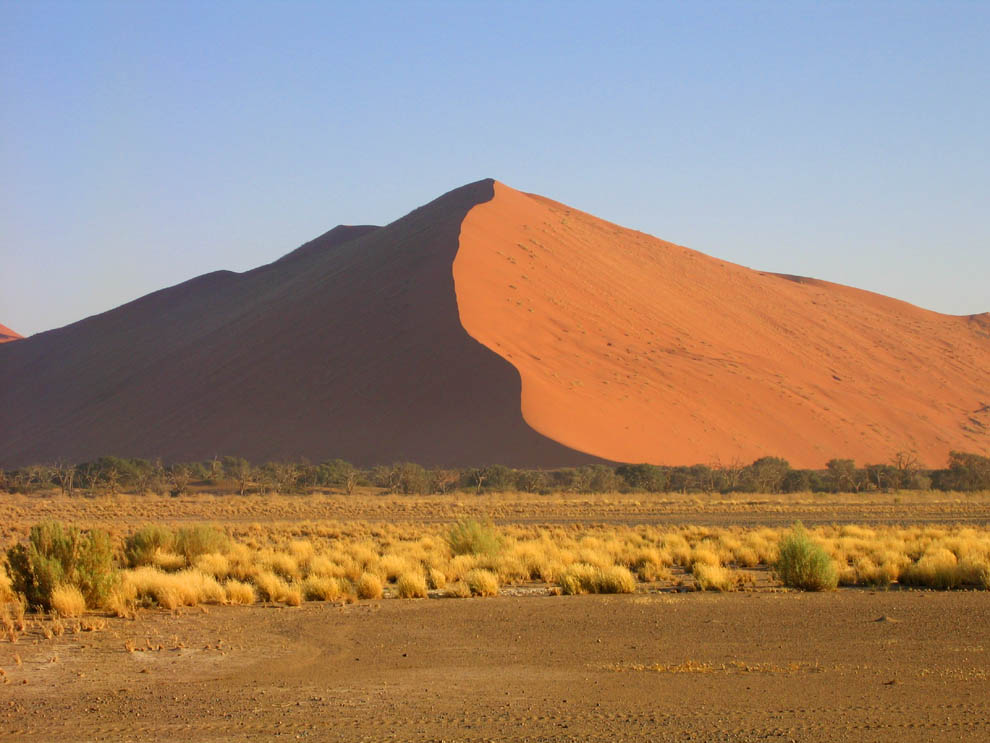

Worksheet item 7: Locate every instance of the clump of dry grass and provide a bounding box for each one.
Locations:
[254,571,295,604]
[356,572,383,600]
[193,553,230,579]
[288,540,315,570]
[301,575,341,602]
[258,551,300,581]
[224,580,256,605]
[464,569,499,597]
[124,567,226,609]
[50,585,87,617]
[0,565,14,603]
[689,545,722,569]
[151,550,186,572]
[106,581,138,618]
[900,549,963,589]
[558,564,636,595]
[395,572,428,598]
[626,547,673,582]
[427,567,447,590]
[443,580,472,598]
[692,563,738,592]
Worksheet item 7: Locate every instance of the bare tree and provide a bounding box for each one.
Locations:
[892,450,921,489]
[103,463,121,495]
[430,468,459,495]
[51,460,76,496]
[168,464,192,497]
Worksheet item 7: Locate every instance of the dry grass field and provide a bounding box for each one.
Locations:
[2,490,989,741]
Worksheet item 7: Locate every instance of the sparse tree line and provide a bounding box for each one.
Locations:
[1,450,988,496]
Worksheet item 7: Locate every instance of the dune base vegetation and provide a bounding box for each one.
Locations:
[3,512,989,621]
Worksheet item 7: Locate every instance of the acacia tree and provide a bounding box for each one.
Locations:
[223,457,255,496]
[891,450,921,489]
[745,457,791,494]
[51,460,76,496]
[826,459,857,493]
[168,464,192,497]
[429,468,459,495]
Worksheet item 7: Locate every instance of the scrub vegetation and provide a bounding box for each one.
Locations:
[3,517,989,621]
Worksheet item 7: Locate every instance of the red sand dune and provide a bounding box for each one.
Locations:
[1,179,987,468]
[454,182,990,468]
[0,323,21,343]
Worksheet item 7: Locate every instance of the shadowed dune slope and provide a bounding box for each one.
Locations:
[0,323,21,343]
[454,181,990,467]
[0,179,594,468]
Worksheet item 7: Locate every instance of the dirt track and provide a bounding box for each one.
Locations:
[3,590,988,742]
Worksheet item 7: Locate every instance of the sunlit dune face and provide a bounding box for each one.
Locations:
[454,181,990,467]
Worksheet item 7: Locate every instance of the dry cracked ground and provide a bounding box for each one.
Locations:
[3,589,989,742]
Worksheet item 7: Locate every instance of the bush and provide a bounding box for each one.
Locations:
[447,519,503,557]
[5,521,118,610]
[124,525,176,567]
[174,525,230,561]
[775,524,838,591]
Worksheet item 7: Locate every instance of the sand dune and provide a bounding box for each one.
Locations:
[454,182,990,467]
[0,323,21,343]
[2,179,986,468]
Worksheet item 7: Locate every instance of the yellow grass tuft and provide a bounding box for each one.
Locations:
[427,567,447,590]
[901,548,962,589]
[692,563,738,592]
[307,555,343,578]
[259,551,300,581]
[443,580,472,598]
[288,540,315,569]
[50,585,87,617]
[151,549,186,572]
[0,565,14,603]
[224,580,256,604]
[445,554,479,582]
[124,567,226,608]
[301,575,341,601]
[356,572,383,600]
[464,568,499,597]
[254,571,293,603]
[558,563,637,594]
[395,571,429,598]
[689,546,721,569]
[193,552,230,579]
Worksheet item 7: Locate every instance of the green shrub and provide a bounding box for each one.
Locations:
[124,525,176,567]
[5,521,118,610]
[446,519,503,557]
[775,524,838,591]
[174,525,229,561]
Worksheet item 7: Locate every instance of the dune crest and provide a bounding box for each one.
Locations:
[0,323,22,343]
[454,181,990,467]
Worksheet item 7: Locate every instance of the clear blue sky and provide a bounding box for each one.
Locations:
[2,1,988,336]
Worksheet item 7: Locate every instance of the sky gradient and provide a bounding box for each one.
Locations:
[2,1,988,337]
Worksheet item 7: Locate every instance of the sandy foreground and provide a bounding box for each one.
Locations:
[2,590,988,742]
